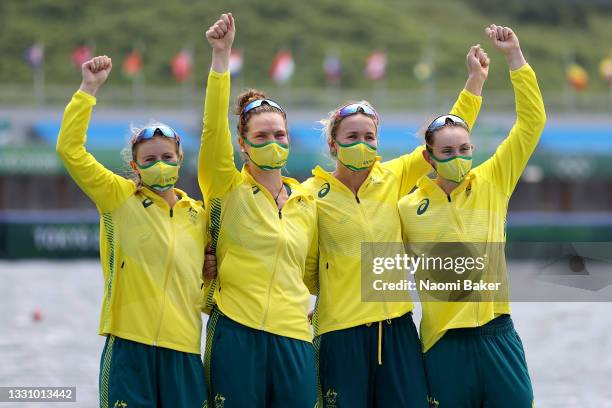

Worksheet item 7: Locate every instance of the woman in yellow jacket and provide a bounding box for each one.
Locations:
[199,14,317,408]
[399,25,546,407]
[56,56,207,408]
[302,46,489,406]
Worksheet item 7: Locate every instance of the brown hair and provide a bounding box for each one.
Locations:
[234,89,287,137]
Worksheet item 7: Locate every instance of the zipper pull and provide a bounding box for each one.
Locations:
[278,209,282,219]
[170,208,174,217]
[355,196,360,204]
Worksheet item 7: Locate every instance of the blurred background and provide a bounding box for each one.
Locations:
[1,0,611,406]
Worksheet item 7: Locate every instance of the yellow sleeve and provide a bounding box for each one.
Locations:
[382,147,431,197]
[475,64,546,196]
[303,211,319,295]
[450,88,483,131]
[56,90,135,213]
[198,70,242,200]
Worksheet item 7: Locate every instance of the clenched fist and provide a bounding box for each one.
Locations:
[80,55,112,97]
[485,24,526,70]
[206,13,235,53]
[467,44,489,81]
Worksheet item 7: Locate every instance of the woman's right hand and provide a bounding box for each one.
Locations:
[203,245,218,280]
[79,55,112,97]
[464,44,489,96]
[206,13,235,53]
[467,44,489,81]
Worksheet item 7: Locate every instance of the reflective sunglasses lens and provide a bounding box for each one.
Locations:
[137,126,178,142]
[265,100,283,111]
[242,99,261,114]
[137,127,155,140]
[428,115,468,134]
[243,99,284,114]
[337,105,358,117]
[337,104,378,119]
[155,126,176,137]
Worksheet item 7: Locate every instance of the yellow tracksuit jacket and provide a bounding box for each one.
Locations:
[198,70,317,342]
[57,90,207,354]
[302,88,482,337]
[398,64,546,352]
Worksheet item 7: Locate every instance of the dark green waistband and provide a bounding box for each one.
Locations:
[445,314,514,337]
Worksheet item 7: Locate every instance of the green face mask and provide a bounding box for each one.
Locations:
[335,141,377,171]
[137,160,180,192]
[244,139,289,170]
[430,153,472,183]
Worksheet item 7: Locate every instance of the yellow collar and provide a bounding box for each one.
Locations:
[240,165,312,199]
[416,172,474,200]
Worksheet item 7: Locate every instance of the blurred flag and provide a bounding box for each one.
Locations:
[229,49,243,77]
[600,56,612,85]
[566,63,589,91]
[171,49,193,83]
[122,50,143,78]
[71,45,93,69]
[365,51,386,81]
[324,53,342,85]
[24,43,44,69]
[270,50,294,85]
[414,62,433,82]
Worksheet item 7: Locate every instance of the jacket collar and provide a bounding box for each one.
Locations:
[416,172,475,200]
[141,186,197,209]
[311,157,385,192]
[241,165,313,199]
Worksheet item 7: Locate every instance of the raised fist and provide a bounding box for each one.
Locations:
[485,24,520,56]
[80,55,112,96]
[467,44,489,80]
[206,13,235,53]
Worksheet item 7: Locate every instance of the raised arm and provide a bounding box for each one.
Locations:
[450,44,488,130]
[198,13,241,200]
[385,45,486,197]
[476,25,546,196]
[56,56,135,213]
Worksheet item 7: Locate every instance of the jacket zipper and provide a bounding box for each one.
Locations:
[153,206,176,346]
[260,189,298,330]
[260,211,286,329]
[354,180,390,319]
[446,192,479,322]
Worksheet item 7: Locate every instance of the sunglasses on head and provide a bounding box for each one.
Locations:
[135,125,181,146]
[242,99,285,115]
[425,114,469,138]
[335,103,379,120]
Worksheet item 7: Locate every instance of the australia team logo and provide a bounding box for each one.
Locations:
[188,206,199,223]
[324,389,338,407]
